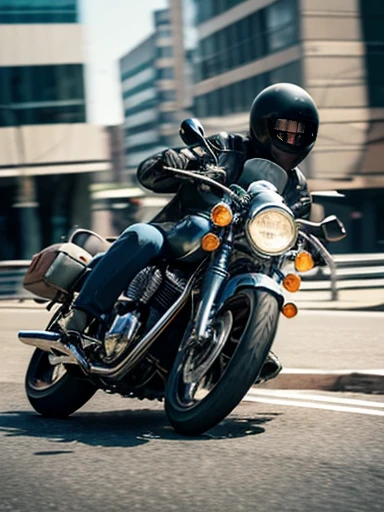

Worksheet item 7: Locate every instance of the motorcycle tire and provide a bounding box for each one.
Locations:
[25,348,97,418]
[164,288,280,436]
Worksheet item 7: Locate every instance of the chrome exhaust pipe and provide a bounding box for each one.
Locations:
[18,263,202,381]
[18,330,89,371]
[18,285,188,381]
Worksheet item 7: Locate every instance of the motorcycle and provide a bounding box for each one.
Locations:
[18,119,346,436]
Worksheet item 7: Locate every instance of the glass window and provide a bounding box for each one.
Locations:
[0,0,78,24]
[266,0,298,53]
[197,0,247,22]
[156,46,173,59]
[159,111,175,123]
[194,95,207,117]
[269,60,301,86]
[0,63,85,127]
[156,67,175,80]
[157,29,172,39]
[0,103,85,126]
[158,89,176,102]
[154,9,170,26]
[3,64,85,105]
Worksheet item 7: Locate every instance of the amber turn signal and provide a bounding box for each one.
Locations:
[295,251,314,272]
[281,302,298,318]
[211,203,233,227]
[201,233,221,252]
[283,273,301,293]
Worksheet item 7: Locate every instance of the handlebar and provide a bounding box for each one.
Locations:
[162,166,244,205]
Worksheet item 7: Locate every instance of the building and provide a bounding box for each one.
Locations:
[0,0,110,259]
[119,7,191,183]
[188,0,384,253]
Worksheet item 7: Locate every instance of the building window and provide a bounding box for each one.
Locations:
[266,0,298,53]
[156,46,173,59]
[154,9,170,26]
[360,1,384,107]
[0,64,85,126]
[268,60,301,86]
[196,0,247,23]
[158,89,176,102]
[194,61,301,117]
[157,28,172,39]
[156,67,175,80]
[0,104,85,126]
[159,111,175,123]
[0,64,84,104]
[0,0,78,24]
[197,1,298,80]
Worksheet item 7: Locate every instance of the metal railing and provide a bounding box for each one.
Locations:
[0,255,383,303]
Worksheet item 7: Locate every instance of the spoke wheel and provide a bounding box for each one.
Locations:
[165,289,280,436]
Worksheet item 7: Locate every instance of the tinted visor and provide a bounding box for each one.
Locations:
[273,119,316,149]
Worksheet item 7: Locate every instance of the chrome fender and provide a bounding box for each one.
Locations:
[217,273,285,311]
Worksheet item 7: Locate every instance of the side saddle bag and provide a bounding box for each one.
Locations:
[23,242,92,302]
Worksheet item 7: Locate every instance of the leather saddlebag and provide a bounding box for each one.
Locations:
[23,242,92,301]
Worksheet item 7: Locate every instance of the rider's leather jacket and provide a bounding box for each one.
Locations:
[137,132,312,224]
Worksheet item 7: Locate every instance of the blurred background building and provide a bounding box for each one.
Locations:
[119,7,189,182]
[190,0,384,253]
[0,0,110,259]
[0,0,382,258]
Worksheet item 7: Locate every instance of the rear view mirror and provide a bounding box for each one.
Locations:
[321,215,347,242]
[179,118,206,146]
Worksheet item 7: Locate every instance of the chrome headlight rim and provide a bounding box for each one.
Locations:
[246,206,297,257]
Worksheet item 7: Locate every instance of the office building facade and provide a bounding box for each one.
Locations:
[120,7,190,181]
[188,0,384,252]
[0,0,109,258]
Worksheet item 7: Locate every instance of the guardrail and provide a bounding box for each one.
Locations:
[0,255,383,302]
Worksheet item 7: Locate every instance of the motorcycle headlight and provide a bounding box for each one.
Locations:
[246,208,297,256]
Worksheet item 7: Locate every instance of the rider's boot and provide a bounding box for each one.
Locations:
[60,308,89,334]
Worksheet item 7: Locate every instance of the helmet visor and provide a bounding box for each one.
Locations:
[273,119,316,149]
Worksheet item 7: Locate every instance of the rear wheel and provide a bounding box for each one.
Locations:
[164,289,280,436]
[25,306,97,418]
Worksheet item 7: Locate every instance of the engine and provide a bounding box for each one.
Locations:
[125,265,188,315]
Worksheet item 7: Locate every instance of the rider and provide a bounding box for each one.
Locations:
[63,82,319,381]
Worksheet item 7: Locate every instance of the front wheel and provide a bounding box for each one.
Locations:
[164,289,280,436]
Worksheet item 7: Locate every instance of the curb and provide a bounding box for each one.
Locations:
[295,302,384,312]
[256,370,384,394]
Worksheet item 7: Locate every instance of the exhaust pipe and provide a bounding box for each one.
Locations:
[18,330,89,370]
[18,262,203,381]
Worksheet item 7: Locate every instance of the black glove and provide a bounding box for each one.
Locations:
[161,149,196,170]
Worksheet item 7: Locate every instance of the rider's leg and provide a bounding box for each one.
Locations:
[64,223,165,333]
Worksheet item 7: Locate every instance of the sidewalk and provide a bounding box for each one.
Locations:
[286,287,384,312]
[258,287,384,394]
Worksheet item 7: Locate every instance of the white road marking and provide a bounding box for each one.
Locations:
[247,389,384,408]
[244,390,384,416]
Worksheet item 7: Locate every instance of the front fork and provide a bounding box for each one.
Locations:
[191,230,233,341]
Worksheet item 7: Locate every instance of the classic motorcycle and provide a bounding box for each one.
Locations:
[18,119,346,436]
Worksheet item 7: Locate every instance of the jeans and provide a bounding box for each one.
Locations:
[74,223,165,319]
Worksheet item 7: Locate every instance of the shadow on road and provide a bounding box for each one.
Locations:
[0,407,279,449]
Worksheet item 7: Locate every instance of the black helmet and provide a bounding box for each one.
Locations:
[249,83,319,171]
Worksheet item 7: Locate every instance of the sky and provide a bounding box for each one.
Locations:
[80,0,167,126]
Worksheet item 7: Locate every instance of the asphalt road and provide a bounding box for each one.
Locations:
[0,308,383,512]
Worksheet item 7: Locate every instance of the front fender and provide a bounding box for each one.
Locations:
[217,273,284,310]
